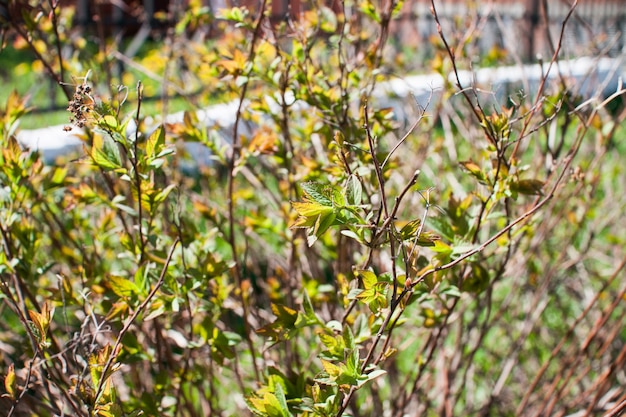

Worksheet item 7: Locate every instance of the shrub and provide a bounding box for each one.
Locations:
[1,1,625,416]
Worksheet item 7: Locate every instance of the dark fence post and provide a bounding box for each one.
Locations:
[522,0,540,61]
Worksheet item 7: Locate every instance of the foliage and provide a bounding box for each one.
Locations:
[1,1,625,416]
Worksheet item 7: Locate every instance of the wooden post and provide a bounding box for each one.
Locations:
[522,0,541,61]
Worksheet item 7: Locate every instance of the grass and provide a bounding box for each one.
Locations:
[0,43,200,130]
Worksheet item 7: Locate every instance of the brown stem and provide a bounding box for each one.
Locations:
[93,238,180,404]
[226,0,269,383]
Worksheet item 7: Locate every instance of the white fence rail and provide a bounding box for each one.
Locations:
[17,56,624,163]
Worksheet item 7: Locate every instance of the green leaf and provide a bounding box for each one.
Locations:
[50,166,67,186]
[300,182,333,206]
[512,178,545,195]
[111,198,138,216]
[319,332,342,358]
[301,290,319,324]
[256,303,301,341]
[305,211,336,247]
[320,359,343,378]
[345,174,362,206]
[341,229,366,244]
[91,133,122,170]
[430,240,453,254]
[355,282,389,312]
[343,325,355,351]
[108,275,139,297]
[272,303,298,326]
[314,211,336,237]
[153,184,177,206]
[345,348,360,377]
[292,40,305,63]
[263,392,286,417]
[218,6,248,23]
[461,263,490,293]
[398,219,422,241]
[358,368,387,388]
[360,0,381,23]
[274,384,292,417]
[101,114,119,130]
[319,6,338,33]
[416,231,441,247]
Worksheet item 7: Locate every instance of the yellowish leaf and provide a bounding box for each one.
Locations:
[4,363,16,400]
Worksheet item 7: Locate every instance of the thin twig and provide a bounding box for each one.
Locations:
[93,238,180,404]
[226,0,269,383]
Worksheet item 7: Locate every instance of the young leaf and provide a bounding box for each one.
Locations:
[357,368,387,388]
[3,363,16,400]
[28,301,53,348]
[355,269,377,289]
[460,160,489,184]
[101,114,119,130]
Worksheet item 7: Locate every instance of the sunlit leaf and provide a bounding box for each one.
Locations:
[391,0,405,18]
[146,125,165,159]
[91,133,122,170]
[360,0,381,23]
[416,231,441,246]
[273,383,292,417]
[460,160,489,184]
[101,115,118,130]
[355,269,377,289]
[108,275,139,298]
[320,359,343,378]
[398,218,421,241]
[4,363,16,400]
[291,201,333,220]
[300,182,333,206]
[248,125,278,154]
[28,301,53,348]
